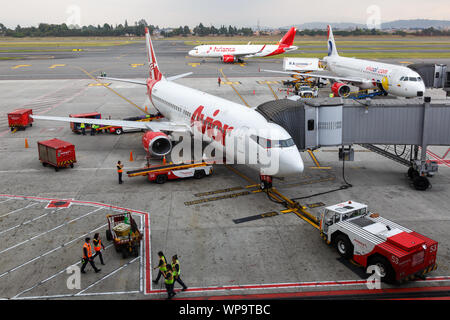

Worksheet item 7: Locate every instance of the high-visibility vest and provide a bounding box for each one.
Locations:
[80,123,85,128]
[165,271,174,285]
[93,239,101,251]
[83,242,92,258]
[159,256,167,272]
[117,165,123,173]
[172,260,180,277]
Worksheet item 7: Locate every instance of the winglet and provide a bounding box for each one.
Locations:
[279,27,296,47]
[327,25,339,56]
[145,27,163,80]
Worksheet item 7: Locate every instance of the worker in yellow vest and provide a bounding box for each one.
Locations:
[117,161,124,184]
[163,264,176,299]
[81,237,101,273]
[152,251,167,284]
[80,123,86,135]
[92,233,105,265]
[172,255,187,291]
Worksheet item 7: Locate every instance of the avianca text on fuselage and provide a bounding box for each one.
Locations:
[190,105,234,146]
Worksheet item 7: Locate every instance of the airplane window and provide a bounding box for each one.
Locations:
[417,77,422,81]
[409,77,417,82]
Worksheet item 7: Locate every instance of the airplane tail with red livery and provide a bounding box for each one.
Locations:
[145,27,163,81]
[279,27,296,47]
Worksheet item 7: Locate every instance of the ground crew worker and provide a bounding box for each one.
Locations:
[90,124,98,136]
[117,161,124,184]
[92,233,105,265]
[81,237,101,273]
[80,123,86,135]
[218,76,221,87]
[152,251,167,284]
[163,264,176,299]
[172,255,188,291]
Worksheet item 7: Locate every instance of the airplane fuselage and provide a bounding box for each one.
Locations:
[147,78,304,177]
[324,55,426,97]
[189,44,298,59]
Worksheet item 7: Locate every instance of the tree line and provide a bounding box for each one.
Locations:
[0,21,448,38]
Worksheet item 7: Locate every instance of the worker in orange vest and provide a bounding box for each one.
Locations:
[92,233,105,265]
[117,160,124,184]
[81,237,101,273]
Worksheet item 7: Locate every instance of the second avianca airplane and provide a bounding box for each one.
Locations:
[188,27,298,63]
[32,27,304,182]
[263,25,426,98]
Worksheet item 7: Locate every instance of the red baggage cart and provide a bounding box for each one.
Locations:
[37,138,77,171]
[7,109,33,131]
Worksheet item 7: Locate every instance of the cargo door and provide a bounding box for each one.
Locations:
[38,144,47,162]
[48,148,57,165]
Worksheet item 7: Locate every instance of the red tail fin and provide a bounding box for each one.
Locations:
[279,27,296,46]
[145,27,163,81]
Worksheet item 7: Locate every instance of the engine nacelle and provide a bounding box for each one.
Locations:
[222,55,235,63]
[142,131,172,158]
[331,82,351,97]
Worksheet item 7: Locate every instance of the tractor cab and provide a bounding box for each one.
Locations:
[320,201,368,234]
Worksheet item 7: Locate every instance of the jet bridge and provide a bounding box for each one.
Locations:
[255,97,450,190]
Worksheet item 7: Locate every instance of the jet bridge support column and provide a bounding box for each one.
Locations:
[408,97,438,190]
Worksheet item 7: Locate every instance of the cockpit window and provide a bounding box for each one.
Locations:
[250,136,295,148]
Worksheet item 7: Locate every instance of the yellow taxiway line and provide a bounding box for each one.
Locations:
[219,68,250,108]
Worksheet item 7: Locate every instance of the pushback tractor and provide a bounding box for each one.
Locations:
[319,201,438,283]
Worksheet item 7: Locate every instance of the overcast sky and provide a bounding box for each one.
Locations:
[1,0,449,28]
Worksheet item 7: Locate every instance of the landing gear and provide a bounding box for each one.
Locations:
[260,175,273,190]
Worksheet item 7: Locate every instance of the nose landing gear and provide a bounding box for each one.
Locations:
[260,175,273,190]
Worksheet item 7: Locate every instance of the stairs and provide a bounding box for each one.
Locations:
[360,144,411,167]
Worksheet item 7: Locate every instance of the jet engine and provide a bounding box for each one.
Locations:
[331,82,351,97]
[142,131,172,157]
[222,55,235,63]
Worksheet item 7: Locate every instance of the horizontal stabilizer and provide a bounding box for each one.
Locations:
[98,77,147,85]
[166,72,193,81]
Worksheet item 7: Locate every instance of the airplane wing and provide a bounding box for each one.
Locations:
[166,72,193,81]
[31,115,191,133]
[260,69,366,84]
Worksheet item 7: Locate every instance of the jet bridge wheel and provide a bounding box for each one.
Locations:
[413,176,430,191]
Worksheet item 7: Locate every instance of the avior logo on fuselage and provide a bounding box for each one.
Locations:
[190,106,234,145]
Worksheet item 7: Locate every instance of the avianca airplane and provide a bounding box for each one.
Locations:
[32,27,304,182]
[263,25,426,98]
[188,27,298,63]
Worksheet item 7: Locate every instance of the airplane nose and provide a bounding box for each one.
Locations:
[275,148,304,176]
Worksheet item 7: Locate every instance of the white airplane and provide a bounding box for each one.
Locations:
[262,25,426,98]
[32,27,304,184]
[188,27,298,63]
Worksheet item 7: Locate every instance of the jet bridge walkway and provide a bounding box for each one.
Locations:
[255,96,450,190]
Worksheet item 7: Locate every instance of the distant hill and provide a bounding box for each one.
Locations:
[281,19,450,30]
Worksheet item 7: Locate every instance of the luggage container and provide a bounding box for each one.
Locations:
[7,109,33,131]
[37,138,76,171]
[69,112,101,133]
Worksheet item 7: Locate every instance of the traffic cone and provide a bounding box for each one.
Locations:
[130,151,134,162]
[253,90,255,95]
[145,106,148,112]
[25,138,29,148]
[163,156,166,165]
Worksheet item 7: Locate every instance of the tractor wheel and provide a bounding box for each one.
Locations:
[70,163,74,168]
[115,128,123,135]
[121,247,128,259]
[106,229,112,241]
[194,170,206,179]
[155,174,167,184]
[334,234,354,259]
[367,256,395,284]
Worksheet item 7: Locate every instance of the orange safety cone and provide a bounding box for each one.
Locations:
[25,138,29,148]
[130,151,134,162]
[145,106,148,112]
[163,155,166,165]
